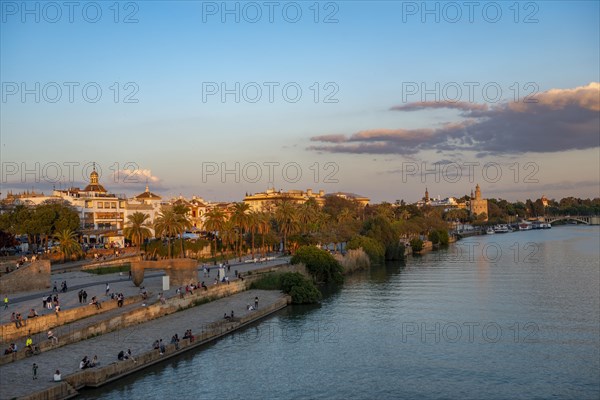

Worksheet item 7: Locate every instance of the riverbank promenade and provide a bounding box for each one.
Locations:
[0,255,293,399]
[0,289,288,399]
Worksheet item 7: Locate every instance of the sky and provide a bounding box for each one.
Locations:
[1,0,599,203]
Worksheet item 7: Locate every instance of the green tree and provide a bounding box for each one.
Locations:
[362,216,403,260]
[255,211,272,258]
[291,246,344,284]
[54,229,83,262]
[154,208,182,258]
[204,209,226,264]
[428,230,441,245]
[347,235,385,264]
[231,202,251,261]
[123,212,152,252]
[173,203,192,258]
[275,200,300,254]
[410,238,423,253]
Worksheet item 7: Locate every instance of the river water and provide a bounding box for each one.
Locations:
[80,225,599,399]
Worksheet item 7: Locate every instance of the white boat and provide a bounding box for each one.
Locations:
[486,227,495,234]
[518,223,532,231]
[494,225,510,233]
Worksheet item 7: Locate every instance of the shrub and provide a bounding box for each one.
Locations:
[250,272,321,304]
[291,246,344,284]
[335,249,370,273]
[428,230,440,245]
[250,273,282,290]
[347,235,385,264]
[410,238,424,253]
[437,229,449,245]
[281,272,321,304]
[428,229,449,246]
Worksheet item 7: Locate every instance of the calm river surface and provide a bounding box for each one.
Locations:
[80,225,599,400]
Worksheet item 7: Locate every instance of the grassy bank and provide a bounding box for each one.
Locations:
[84,264,131,275]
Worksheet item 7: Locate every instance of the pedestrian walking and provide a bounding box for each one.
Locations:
[32,363,38,380]
[255,296,259,309]
[105,283,110,296]
[3,295,8,310]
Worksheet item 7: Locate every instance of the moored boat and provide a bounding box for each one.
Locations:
[494,224,510,233]
[518,223,532,231]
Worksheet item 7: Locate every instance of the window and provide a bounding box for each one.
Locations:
[98,202,103,209]
[110,202,117,209]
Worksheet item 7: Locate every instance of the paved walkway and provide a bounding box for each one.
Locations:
[0,289,285,400]
[1,255,289,325]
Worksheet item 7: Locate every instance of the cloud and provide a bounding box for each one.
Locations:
[110,169,161,186]
[390,101,488,112]
[309,82,600,156]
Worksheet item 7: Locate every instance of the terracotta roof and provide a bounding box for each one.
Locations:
[83,184,107,193]
[135,191,161,199]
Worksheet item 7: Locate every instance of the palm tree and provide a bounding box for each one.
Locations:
[247,210,262,259]
[123,212,152,253]
[220,219,236,260]
[154,208,182,259]
[173,204,192,258]
[256,211,272,258]
[299,199,320,234]
[275,200,300,254]
[204,209,225,264]
[54,229,82,263]
[231,202,251,261]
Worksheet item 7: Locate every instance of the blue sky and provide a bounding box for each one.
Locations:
[1,1,599,202]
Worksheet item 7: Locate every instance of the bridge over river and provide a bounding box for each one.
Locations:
[542,215,600,225]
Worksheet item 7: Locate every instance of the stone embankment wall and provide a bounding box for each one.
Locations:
[0,294,141,345]
[0,260,51,294]
[131,258,198,287]
[80,257,135,271]
[19,295,290,400]
[0,265,288,365]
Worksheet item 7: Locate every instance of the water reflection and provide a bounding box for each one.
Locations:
[79,226,599,400]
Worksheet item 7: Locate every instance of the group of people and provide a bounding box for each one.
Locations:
[183,329,195,342]
[170,334,180,350]
[4,343,17,355]
[47,328,59,345]
[153,339,166,355]
[110,292,125,307]
[117,349,135,362]
[14,255,38,270]
[224,310,235,320]
[77,289,89,303]
[10,312,25,328]
[175,282,209,299]
[246,296,260,311]
[31,364,59,381]
[92,253,106,261]
[90,296,102,310]
[52,281,68,293]
[43,294,60,310]
[79,355,98,369]
[152,328,195,356]
[27,308,39,319]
